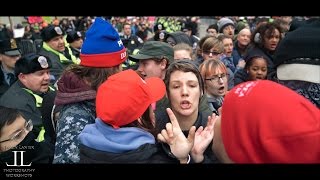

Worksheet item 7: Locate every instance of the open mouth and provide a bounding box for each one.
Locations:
[180,100,191,109]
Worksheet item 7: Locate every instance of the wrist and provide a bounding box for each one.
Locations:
[179,154,191,164]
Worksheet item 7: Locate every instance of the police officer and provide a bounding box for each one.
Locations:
[0,53,57,145]
[119,23,143,69]
[66,30,83,59]
[119,23,143,55]
[0,38,21,97]
[38,25,80,84]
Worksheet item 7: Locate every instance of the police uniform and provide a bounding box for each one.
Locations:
[38,25,79,84]
[0,54,56,145]
[0,38,21,97]
[120,34,144,55]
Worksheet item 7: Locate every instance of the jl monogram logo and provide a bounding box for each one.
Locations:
[6,151,32,167]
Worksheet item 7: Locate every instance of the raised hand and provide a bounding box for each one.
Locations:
[157,108,196,163]
[191,113,218,163]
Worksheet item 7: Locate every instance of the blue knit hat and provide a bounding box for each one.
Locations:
[80,17,127,67]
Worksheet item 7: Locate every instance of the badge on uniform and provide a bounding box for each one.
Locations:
[10,39,17,49]
[137,37,143,43]
[159,32,165,40]
[54,27,63,35]
[77,31,82,37]
[38,56,49,69]
[131,40,135,44]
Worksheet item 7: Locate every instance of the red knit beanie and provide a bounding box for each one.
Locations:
[221,80,320,163]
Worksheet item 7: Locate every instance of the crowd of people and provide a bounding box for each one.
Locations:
[0,16,319,165]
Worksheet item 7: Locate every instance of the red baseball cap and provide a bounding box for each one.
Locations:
[221,80,320,163]
[96,69,166,129]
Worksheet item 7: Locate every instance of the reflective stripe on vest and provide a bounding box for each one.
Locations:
[22,86,55,142]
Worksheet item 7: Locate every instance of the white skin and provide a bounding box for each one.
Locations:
[0,116,29,152]
[18,69,50,93]
[137,59,167,80]
[157,108,196,164]
[123,24,132,36]
[222,38,233,57]
[237,28,251,48]
[0,54,21,72]
[207,29,217,37]
[46,35,65,52]
[202,47,222,61]
[263,29,281,51]
[174,49,192,60]
[205,69,228,98]
[222,25,235,39]
[158,108,217,163]
[168,71,200,130]
[167,70,217,163]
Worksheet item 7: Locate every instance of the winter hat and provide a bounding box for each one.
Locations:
[15,53,51,76]
[96,69,166,129]
[274,23,320,83]
[221,80,320,163]
[66,30,82,43]
[217,18,235,33]
[129,41,174,63]
[41,25,65,42]
[80,17,126,68]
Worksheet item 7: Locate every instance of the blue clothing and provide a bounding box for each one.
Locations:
[79,118,155,153]
[53,101,95,164]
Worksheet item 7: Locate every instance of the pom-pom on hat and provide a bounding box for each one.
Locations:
[80,17,127,68]
[221,80,320,163]
[96,69,166,129]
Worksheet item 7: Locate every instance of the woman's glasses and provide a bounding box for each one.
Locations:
[0,120,33,144]
[205,73,228,83]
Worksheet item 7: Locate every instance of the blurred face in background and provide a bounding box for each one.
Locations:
[247,57,267,81]
[237,28,251,47]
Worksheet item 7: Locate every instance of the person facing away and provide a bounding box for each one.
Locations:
[79,70,195,163]
[0,53,56,146]
[0,106,54,164]
[155,60,220,163]
[212,80,320,163]
[53,17,126,164]
[272,19,320,108]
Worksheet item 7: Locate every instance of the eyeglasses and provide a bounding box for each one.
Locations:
[0,120,33,144]
[205,73,228,83]
[203,51,221,56]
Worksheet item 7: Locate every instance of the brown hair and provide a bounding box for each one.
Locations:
[65,64,121,90]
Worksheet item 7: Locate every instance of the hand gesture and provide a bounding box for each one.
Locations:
[157,108,196,163]
[191,113,218,163]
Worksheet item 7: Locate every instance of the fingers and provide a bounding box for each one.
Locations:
[165,122,173,138]
[187,126,196,144]
[195,126,204,135]
[166,108,181,129]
